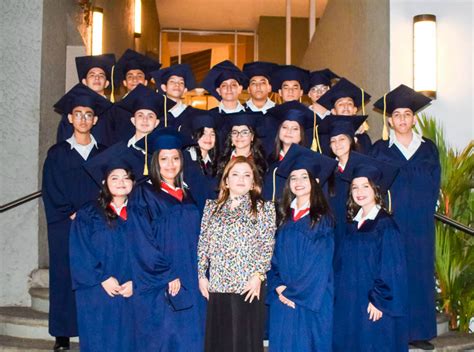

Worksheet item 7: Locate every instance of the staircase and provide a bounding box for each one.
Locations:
[0,270,473,351]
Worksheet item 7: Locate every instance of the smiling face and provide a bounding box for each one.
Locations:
[131,109,159,135]
[161,75,187,100]
[158,149,182,185]
[248,76,272,101]
[351,176,376,209]
[216,78,242,102]
[123,69,148,91]
[82,67,109,94]
[107,168,133,198]
[226,162,254,197]
[331,97,357,116]
[279,80,303,102]
[279,120,302,147]
[231,125,254,151]
[388,108,416,135]
[289,169,311,199]
[198,127,216,153]
[330,134,351,159]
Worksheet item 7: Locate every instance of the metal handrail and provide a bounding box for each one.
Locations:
[0,191,42,213]
[0,190,473,236]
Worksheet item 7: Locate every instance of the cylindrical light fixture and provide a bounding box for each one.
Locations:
[91,7,103,55]
[134,0,142,37]
[413,14,437,98]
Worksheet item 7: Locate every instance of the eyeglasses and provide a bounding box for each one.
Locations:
[231,129,252,138]
[72,111,95,121]
[310,86,329,94]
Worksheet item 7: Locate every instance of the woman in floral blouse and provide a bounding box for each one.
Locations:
[198,156,276,352]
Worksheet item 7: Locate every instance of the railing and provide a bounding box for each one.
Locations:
[0,191,473,236]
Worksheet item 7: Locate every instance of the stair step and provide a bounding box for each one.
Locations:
[0,335,79,351]
[28,289,48,314]
[409,331,474,351]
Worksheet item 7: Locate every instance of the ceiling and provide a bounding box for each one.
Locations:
[155,0,328,31]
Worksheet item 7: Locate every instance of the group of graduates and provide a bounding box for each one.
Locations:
[42,48,441,352]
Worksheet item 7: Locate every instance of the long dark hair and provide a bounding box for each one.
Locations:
[217,125,267,179]
[278,170,332,228]
[270,121,306,162]
[346,178,388,220]
[98,168,135,225]
[192,127,219,176]
[149,149,187,197]
[327,134,359,197]
[215,156,264,217]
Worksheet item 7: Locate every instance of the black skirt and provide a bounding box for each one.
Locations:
[205,291,266,352]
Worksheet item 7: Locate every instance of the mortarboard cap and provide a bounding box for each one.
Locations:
[243,61,278,81]
[114,49,161,88]
[53,83,112,116]
[373,84,432,115]
[317,78,371,111]
[219,111,264,137]
[309,69,340,88]
[75,54,116,82]
[136,127,196,154]
[276,144,337,185]
[271,65,310,93]
[318,115,368,138]
[201,60,248,100]
[266,101,314,129]
[180,112,218,138]
[150,64,197,94]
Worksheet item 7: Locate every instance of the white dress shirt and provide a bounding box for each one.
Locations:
[353,204,381,229]
[389,130,424,160]
[66,134,98,160]
[218,101,245,114]
[245,98,275,114]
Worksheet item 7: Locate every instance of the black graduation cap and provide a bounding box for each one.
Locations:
[309,69,340,88]
[219,111,265,138]
[84,141,148,186]
[317,115,368,138]
[136,127,196,154]
[373,84,432,115]
[201,60,249,100]
[114,49,161,88]
[242,61,278,81]
[150,64,197,94]
[266,101,314,129]
[270,65,310,93]
[180,112,218,138]
[116,84,176,119]
[317,78,371,110]
[340,152,399,193]
[276,144,337,185]
[53,83,113,116]
[75,54,116,81]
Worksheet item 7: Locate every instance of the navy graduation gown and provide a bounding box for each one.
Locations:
[183,150,218,213]
[370,138,440,341]
[167,105,203,131]
[107,105,136,145]
[56,110,113,146]
[267,215,334,352]
[262,159,285,202]
[69,202,135,351]
[128,183,206,351]
[333,211,408,352]
[355,132,372,154]
[42,141,104,337]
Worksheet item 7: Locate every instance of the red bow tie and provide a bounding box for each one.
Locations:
[292,208,310,221]
[108,204,127,220]
[338,165,344,173]
[161,182,183,201]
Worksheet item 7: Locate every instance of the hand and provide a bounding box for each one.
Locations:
[199,277,210,300]
[69,212,77,220]
[276,285,287,295]
[168,278,181,296]
[277,285,295,309]
[367,302,383,321]
[101,277,121,297]
[241,275,261,303]
[119,281,133,298]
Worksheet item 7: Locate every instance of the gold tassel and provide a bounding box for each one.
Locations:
[310,111,319,152]
[110,65,115,103]
[382,93,389,141]
[360,88,365,115]
[143,134,149,175]
[387,189,392,213]
[164,95,168,127]
[272,167,278,202]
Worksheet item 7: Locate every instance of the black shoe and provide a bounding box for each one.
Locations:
[53,336,70,351]
[410,340,435,350]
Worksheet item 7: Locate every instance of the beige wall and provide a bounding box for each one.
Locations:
[258,16,309,65]
[300,0,390,140]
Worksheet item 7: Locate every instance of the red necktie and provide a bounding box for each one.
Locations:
[278,151,284,161]
[161,182,184,201]
[338,165,344,173]
[292,208,310,221]
[108,204,127,220]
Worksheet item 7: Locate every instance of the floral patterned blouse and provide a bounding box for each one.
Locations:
[197,194,276,294]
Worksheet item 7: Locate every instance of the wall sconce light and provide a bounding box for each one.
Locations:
[91,7,103,55]
[413,14,437,99]
[134,0,142,38]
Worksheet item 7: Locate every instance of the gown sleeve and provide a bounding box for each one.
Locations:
[368,219,408,317]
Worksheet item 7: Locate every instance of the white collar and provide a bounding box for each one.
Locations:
[245,98,275,113]
[290,198,310,213]
[110,199,128,215]
[188,146,212,163]
[169,100,187,117]
[219,101,245,114]
[308,105,331,119]
[127,135,146,153]
[353,204,381,226]
[67,134,97,149]
[389,129,424,147]
[389,129,425,160]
